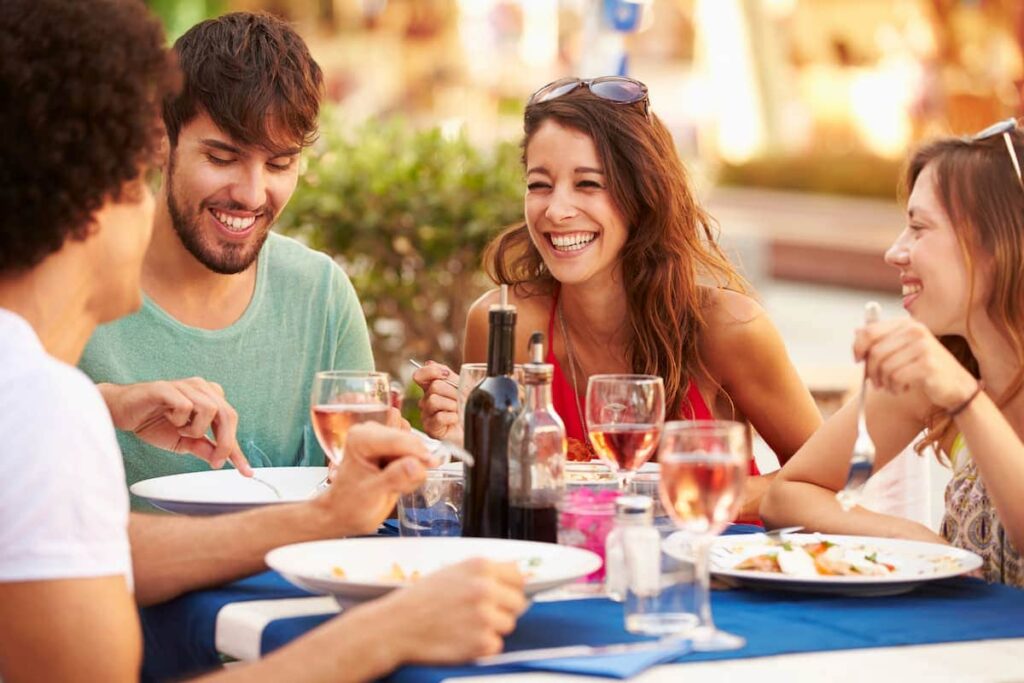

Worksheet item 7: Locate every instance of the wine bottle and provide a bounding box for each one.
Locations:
[462,285,520,538]
[508,332,565,543]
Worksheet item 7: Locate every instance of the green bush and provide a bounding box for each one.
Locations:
[145,0,225,42]
[277,112,525,381]
[717,153,904,199]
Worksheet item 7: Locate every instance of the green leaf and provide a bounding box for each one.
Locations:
[277,110,523,381]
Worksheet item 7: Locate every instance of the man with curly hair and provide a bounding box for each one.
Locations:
[0,2,524,679]
[79,12,381,498]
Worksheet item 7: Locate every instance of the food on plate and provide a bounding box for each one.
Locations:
[565,464,615,483]
[385,562,422,582]
[328,557,543,584]
[734,540,897,577]
[328,562,422,583]
[567,437,596,462]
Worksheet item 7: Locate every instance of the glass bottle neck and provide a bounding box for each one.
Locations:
[523,381,553,411]
[486,310,516,376]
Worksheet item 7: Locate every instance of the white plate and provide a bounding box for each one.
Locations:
[266,537,603,605]
[666,533,982,597]
[130,430,446,515]
[130,467,327,515]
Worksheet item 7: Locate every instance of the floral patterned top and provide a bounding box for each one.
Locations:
[940,435,1023,587]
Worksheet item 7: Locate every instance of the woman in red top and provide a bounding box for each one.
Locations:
[415,77,821,521]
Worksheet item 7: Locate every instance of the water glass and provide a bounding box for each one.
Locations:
[398,470,463,537]
[457,363,525,423]
[624,540,700,636]
[557,487,618,585]
[628,471,673,534]
[457,363,488,424]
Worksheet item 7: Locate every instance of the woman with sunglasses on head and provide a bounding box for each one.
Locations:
[761,120,1024,586]
[414,77,822,520]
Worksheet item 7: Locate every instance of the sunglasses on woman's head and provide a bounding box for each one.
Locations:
[527,76,650,117]
[972,117,1023,189]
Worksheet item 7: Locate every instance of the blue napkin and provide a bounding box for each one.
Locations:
[386,600,685,682]
[500,641,687,678]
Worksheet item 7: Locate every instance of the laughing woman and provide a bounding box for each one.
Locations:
[761,121,1024,586]
[415,78,822,520]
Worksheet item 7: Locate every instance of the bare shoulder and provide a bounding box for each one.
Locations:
[464,286,553,363]
[701,288,772,350]
[466,288,501,323]
[698,288,792,386]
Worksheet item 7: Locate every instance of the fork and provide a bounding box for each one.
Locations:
[251,474,283,499]
[836,301,881,511]
[244,442,282,500]
[408,359,459,390]
[764,525,804,541]
[136,413,282,499]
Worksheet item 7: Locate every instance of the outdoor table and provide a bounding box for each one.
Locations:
[139,525,1024,682]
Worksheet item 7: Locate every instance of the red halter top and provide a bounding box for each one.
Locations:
[545,289,760,479]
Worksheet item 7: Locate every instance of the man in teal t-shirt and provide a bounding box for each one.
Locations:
[79,12,374,505]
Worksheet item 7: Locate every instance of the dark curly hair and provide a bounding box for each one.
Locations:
[0,0,176,274]
[163,11,324,153]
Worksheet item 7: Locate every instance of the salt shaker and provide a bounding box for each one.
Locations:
[605,495,659,602]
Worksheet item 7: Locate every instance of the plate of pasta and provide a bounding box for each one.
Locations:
[265,537,602,605]
[668,533,982,596]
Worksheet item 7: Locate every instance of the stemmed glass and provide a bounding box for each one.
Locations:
[585,374,665,490]
[658,420,748,651]
[310,371,391,466]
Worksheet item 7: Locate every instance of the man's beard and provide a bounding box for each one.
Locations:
[165,161,272,275]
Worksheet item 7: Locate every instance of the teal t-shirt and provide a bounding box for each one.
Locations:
[80,232,374,507]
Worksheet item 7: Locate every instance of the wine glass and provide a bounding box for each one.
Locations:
[658,419,748,651]
[585,374,664,490]
[310,371,391,466]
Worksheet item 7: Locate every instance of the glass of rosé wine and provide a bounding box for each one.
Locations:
[585,374,665,490]
[658,420,748,651]
[310,371,391,466]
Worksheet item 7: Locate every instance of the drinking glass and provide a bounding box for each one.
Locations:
[557,487,618,590]
[398,469,463,536]
[585,374,665,490]
[658,420,748,651]
[457,363,525,423]
[457,363,489,424]
[310,371,391,465]
[628,471,672,534]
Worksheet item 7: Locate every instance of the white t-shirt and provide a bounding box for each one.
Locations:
[0,308,132,588]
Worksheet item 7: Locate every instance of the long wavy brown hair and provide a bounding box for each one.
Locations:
[483,86,747,418]
[905,127,1024,458]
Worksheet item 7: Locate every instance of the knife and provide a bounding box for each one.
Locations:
[475,637,689,666]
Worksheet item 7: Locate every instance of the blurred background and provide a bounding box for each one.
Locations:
[146,1,1023,509]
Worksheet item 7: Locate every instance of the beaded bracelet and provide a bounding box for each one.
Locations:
[947,380,985,418]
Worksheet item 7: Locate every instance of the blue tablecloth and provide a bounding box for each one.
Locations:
[139,525,1024,682]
